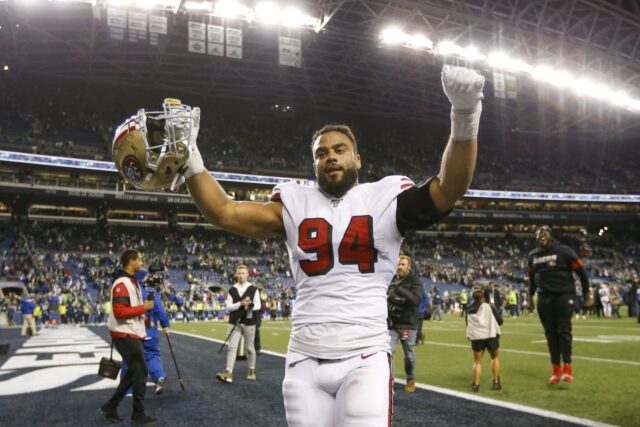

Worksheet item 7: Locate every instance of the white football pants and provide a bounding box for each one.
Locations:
[282,350,391,427]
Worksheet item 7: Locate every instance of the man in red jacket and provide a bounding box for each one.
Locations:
[99,249,156,424]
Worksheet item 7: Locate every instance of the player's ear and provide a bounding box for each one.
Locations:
[355,153,361,170]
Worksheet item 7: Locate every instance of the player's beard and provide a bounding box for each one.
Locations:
[537,236,552,249]
[318,165,358,198]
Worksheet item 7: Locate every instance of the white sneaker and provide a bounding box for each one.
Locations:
[155,377,165,395]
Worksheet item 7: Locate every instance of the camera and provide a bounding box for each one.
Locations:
[146,264,167,290]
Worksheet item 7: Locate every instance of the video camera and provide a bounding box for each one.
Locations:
[147,264,167,290]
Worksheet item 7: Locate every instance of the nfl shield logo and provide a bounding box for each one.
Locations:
[122,155,143,183]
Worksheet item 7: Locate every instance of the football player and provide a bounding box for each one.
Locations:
[528,225,594,384]
[116,66,484,426]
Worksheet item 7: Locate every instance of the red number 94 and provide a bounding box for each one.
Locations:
[297,216,377,277]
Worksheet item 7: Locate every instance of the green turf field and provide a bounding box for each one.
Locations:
[173,311,640,427]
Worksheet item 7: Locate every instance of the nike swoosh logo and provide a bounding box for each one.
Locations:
[361,352,377,360]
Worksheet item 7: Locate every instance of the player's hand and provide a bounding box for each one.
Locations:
[143,300,155,311]
[441,65,485,113]
[583,291,594,308]
[183,106,205,179]
[163,327,170,335]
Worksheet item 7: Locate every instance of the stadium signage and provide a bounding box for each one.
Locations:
[1,150,639,203]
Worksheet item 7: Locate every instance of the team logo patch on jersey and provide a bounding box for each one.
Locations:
[122,155,143,183]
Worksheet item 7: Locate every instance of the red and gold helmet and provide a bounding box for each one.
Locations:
[112,98,199,191]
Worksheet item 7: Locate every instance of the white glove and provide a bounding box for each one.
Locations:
[183,107,205,180]
[442,65,485,141]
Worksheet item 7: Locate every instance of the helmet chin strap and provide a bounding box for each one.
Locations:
[170,173,185,192]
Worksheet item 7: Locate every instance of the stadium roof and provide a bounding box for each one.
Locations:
[2,0,640,140]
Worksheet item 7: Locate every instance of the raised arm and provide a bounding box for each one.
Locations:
[183,144,285,240]
[429,66,484,214]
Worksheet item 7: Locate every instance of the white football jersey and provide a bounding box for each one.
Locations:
[272,175,415,358]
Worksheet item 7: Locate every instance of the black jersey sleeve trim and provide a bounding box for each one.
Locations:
[396,176,452,235]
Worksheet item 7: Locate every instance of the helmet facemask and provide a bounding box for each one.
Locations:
[137,98,194,172]
[113,98,199,191]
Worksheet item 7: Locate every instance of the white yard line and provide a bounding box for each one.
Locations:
[425,341,640,366]
[505,322,640,332]
[172,330,617,427]
[218,324,640,364]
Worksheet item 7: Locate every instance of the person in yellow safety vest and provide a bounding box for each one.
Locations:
[104,300,112,324]
[194,300,204,321]
[508,288,519,318]
[34,304,43,326]
[460,289,469,318]
[83,302,92,324]
[60,303,68,324]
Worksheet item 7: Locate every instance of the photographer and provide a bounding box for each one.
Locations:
[120,268,171,395]
[387,255,423,393]
[216,264,261,384]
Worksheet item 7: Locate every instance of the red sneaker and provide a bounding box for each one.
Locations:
[548,364,562,384]
[561,363,573,382]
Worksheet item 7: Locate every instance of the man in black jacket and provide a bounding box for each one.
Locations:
[388,255,423,393]
[528,226,593,384]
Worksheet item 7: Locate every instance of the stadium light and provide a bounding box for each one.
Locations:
[135,0,160,9]
[213,0,250,19]
[571,77,595,96]
[280,6,319,28]
[380,27,405,45]
[250,2,320,29]
[254,1,279,24]
[487,52,532,73]
[180,1,320,30]
[184,1,212,11]
[380,28,433,50]
[589,83,614,100]
[3,65,8,71]
[408,34,432,49]
[379,28,640,113]
[435,41,485,61]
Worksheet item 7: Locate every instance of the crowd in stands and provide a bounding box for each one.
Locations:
[1,78,639,194]
[0,221,638,329]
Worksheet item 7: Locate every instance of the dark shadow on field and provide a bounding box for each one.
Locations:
[0,327,585,426]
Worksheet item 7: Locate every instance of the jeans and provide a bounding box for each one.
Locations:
[389,328,417,379]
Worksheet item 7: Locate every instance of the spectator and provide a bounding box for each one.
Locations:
[466,287,503,392]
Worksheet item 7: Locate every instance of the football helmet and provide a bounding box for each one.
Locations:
[112,98,200,191]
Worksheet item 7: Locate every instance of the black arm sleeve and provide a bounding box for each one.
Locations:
[575,267,590,295]
[528,257,536,297]
[396,176,451,235]
[564,247,590,295]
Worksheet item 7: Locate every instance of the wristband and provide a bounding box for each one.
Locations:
[184,146,205,179]
[450,107,482,142]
